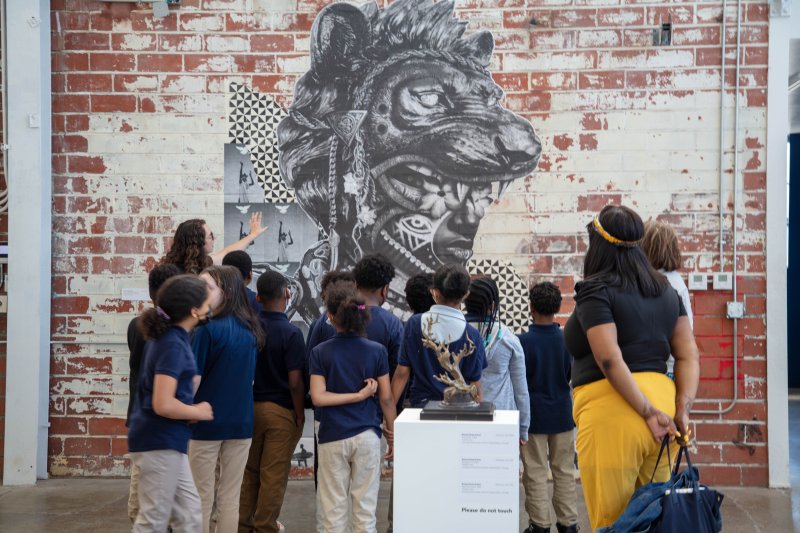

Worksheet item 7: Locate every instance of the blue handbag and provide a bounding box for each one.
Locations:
[653,443,724,533]
[600,436,723,533]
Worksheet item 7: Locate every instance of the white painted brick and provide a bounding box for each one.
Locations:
[160,75,207,94]
[117,33,156,51]
[503,52,596,72]
[531,192,578,212]
[276,54,311,73]
[68,275,117,295]
[206,35,250,53]
[621,150,672,171]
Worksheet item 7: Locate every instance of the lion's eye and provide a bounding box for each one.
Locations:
[417,91,444,108]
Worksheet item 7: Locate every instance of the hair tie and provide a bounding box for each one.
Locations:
[357,304,366,310]
[592,217,640,247]
[156,306,171,321]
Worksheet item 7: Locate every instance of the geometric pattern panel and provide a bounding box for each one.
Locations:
[468,258,530,335]
[227,82,294,203]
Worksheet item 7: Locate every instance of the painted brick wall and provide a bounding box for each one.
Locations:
[46,0,769,485]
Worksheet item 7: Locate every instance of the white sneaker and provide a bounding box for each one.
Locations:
[277,520,285,532]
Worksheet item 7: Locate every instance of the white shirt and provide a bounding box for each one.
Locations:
[420,304,467,344]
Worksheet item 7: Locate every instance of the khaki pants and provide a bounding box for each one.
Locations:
[521,431,579,528]
[318,430,381,533]
[131,450,202,533]
[129,460,140,523]
[239,402,302,533]
[189,438,252,533]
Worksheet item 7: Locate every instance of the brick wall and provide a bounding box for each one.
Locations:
[47,0,769,484]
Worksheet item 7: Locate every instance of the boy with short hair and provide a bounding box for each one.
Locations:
[518,282,578,533]
[238,271,306,533]
[390,264,487,408]
[222,250,259,312]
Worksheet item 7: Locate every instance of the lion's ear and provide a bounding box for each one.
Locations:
[462,30,494,67]
[311,3,371,78]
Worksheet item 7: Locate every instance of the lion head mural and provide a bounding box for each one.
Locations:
[278,0,541,322]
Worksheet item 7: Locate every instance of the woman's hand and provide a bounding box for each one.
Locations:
[644,406,677,442]
[674,408,692,446]
[359,378,378,400]
[248,212,268,239]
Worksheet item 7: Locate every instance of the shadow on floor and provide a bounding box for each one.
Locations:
[0,477,794,532]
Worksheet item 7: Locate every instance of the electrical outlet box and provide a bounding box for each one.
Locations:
[726,301,745,319]
[0,295,7,313]
[688,273,708,291]
[713,272,733,291]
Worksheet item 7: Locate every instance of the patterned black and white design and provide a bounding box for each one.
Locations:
[468,258,530,335]
[228,82,293,203]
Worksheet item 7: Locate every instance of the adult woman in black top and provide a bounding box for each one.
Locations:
[564,205,699,530]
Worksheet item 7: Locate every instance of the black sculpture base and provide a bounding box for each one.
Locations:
[419,400,495,421]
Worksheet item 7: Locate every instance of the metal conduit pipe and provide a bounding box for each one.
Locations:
[694,0,742,416]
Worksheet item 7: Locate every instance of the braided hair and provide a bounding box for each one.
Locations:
[463,276,500,344]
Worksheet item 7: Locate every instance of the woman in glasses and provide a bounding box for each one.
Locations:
[162,212,267,274]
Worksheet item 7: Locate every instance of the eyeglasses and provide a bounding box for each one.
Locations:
[207,231,215,241]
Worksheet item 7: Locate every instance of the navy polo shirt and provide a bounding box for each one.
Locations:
[127,326,197,454]
[518,323,575,434]
[191,315,257,440]
[245,288,261,314]
[255,310,306,409]
[309,333,389,444]
[306,306,403,375]
[398,314,487,407]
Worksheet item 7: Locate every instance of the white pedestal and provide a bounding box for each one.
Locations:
[394,408,519,532]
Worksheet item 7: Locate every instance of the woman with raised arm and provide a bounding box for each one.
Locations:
[162,212,268,274]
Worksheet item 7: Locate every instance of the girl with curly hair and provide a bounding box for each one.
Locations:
[162,212,268,274]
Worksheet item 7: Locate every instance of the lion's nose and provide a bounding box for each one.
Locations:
[493,119,541,171]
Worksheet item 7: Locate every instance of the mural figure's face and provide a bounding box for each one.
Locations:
[364,58,541,272]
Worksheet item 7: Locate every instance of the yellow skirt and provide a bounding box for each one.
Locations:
[573,372,677,530]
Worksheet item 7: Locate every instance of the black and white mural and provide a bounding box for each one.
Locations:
[277,0,541,323]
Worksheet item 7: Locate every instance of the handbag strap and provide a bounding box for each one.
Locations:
[649,435,672,483]
[671,442,699,484]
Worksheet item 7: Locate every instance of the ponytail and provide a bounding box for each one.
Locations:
[324,281,370,336]
[139,275,208,340]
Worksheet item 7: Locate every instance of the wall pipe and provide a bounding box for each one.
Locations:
[694,0,742,416]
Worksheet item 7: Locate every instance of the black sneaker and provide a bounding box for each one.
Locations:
[556,524,579,533]
[523,524,550,533]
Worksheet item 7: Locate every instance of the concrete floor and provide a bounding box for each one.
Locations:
[0,477,795,532]
[1,398,799,532]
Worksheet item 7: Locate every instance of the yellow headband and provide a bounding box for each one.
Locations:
[592,217,640,247]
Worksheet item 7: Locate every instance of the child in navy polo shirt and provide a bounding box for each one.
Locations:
[239,271,306,533]
[127,274,214,532]
[518,282,578,533]
[310,282,397,533]
[189,265,265,533]
[391,264,487,408]
[126,263,181,524]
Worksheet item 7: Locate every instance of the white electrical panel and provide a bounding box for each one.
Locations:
[726,301,744,319]
[688,273,708,291]
[713,272,733,291]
